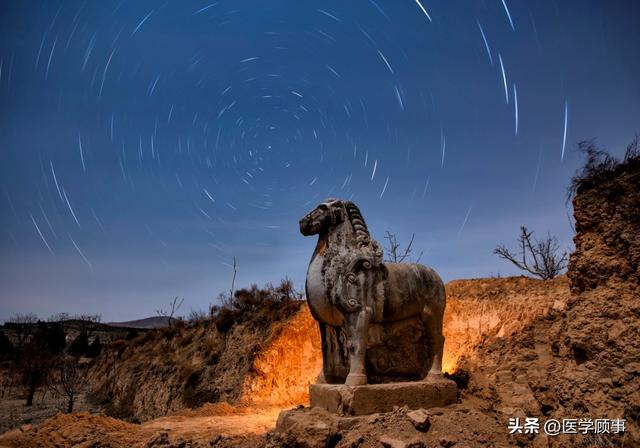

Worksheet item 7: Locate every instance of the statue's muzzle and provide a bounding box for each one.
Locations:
[300,209,324,235]
[299,215,312,235]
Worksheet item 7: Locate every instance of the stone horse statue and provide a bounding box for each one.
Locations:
[300,198,446,386]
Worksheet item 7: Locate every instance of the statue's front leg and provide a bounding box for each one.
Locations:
[344,307,371,386]
[317,322,329,383]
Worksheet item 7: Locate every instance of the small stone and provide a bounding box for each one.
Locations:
[379,435,425,448]
[145,431,170,447]
[552,300,566,311]
[439,435,457,447]
[598,377,613,387]
[379,435,407,448]
[406,409,431,432]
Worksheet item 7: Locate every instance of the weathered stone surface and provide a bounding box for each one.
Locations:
[309,376,457,416]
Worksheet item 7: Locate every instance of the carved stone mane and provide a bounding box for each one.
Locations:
[344,201,371,248]
[320,201,383,311]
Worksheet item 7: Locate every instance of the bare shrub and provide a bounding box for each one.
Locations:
[156,297,184,329]
[6,313,38,350]
[49,355,85,413]
[494,226,568,280]
[187,309,208,323]
[569,135,640,199]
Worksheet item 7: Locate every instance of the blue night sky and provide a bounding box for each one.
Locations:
[1,1,638,322]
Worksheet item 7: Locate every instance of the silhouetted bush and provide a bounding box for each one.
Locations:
[87,336,103,358]
[17,323,65,406]
[38,322,66,355]
[125,329,139,340]
[0,331,14,359]
[69,332,89,357]
[569,135,640,199]
[210,278,304,333]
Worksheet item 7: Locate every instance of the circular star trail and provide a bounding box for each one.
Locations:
[1,1,638,320]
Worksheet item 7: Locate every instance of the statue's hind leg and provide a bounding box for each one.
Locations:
[422,306,444,379]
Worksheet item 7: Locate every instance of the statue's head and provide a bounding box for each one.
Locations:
[299,198,345,236]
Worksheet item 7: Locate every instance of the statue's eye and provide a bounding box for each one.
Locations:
[346,273,356,283]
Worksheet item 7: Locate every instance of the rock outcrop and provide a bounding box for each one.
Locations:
[568,148,640,293]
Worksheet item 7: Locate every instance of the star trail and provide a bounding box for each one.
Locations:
[1,1,638,321]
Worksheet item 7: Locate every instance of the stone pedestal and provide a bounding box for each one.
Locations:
[309,376,457,416]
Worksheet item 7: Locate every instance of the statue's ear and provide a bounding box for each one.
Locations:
[330,203,344,225]
[373,244,383,266]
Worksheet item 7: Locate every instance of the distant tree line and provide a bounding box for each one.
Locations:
[0,313,103,412]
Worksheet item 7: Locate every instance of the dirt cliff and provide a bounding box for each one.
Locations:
[568,148,640,293]
[87,300,320,422]
[453,147,640,447]
[443,276,570,373]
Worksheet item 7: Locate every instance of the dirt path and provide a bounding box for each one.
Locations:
[143,408,280,437]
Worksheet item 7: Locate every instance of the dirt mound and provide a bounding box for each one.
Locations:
[0,412,140,447]
[270,404,509,448]
[443,276,570,373]
[455,281,639,447]
[0,408,275,448]
[87,298,318,422]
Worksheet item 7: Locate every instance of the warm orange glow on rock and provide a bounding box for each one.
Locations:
[239,276,569,404]
[442,276,570,373]
[240,305,322,406]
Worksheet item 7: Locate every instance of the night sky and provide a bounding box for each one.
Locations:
[1,1,639,322]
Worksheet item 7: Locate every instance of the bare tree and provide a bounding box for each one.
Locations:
[383,231,423,263]
[217,256,238,309]
[8,313,39,349]
[16,337,54,406]
[49,355,85,413]
[494,226,568,280]
[74,314,102,338]
[230,256,238,300]
[156,297,184,328]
